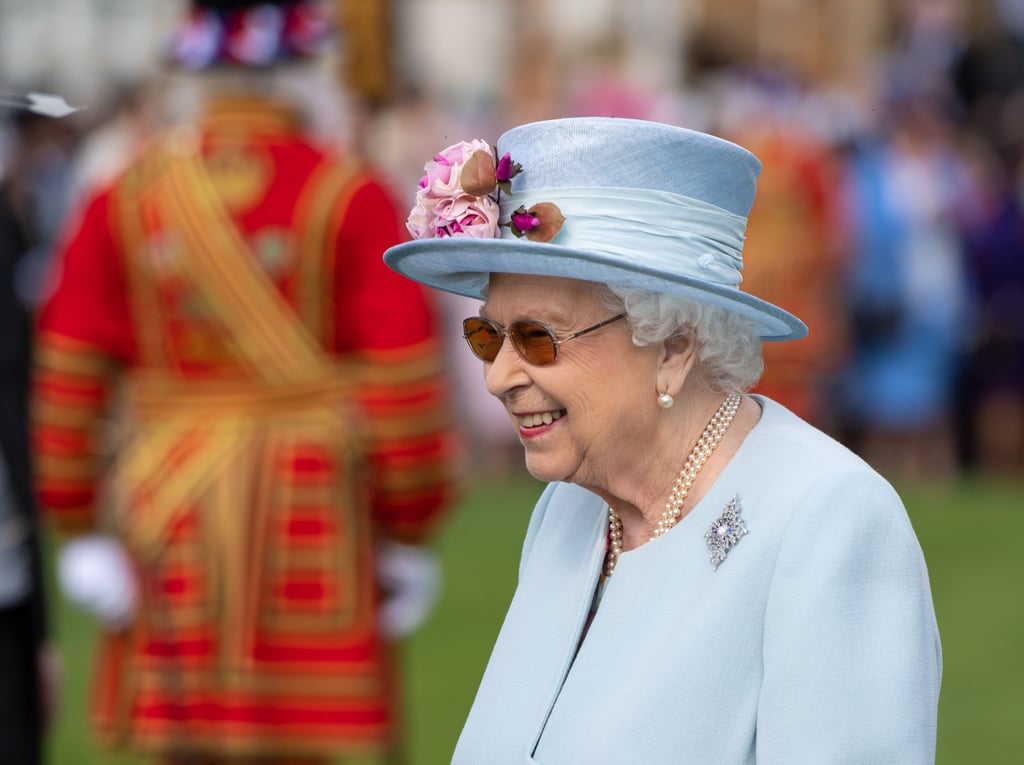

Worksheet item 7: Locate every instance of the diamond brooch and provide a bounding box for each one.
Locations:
[704,495,748,570]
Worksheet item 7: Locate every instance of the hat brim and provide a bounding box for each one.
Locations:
[384,238,808,342]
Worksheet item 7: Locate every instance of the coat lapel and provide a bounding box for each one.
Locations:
[455,483,607,761]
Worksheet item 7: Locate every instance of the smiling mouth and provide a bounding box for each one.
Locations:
[517,409,566,429]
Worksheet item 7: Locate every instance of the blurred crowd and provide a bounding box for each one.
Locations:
[2,1,1023,486]
[369,1,1024,482]
[714,1,1024,481]
[382,0,1024,483]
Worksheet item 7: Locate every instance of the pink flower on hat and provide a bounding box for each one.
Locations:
[408,139,501,240]
[432,194,501,239]
[406,139,562,244]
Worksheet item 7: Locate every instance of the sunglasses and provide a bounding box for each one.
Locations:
[462,313,626,365]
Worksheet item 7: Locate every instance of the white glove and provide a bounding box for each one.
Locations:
[375,541,441,639]
[58,533,137,630]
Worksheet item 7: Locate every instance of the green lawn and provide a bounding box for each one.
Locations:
[45,473,1023,764]
[901,478,1024,764]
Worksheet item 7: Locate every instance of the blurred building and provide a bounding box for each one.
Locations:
[0,0,184,104]
[0,1,913,119]
[697,0,888,91]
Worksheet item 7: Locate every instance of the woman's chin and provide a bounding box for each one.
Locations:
[522,453,573,485]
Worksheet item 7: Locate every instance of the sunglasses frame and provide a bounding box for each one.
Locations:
[462,313,626,365]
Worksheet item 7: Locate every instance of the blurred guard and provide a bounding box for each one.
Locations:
[31,1,461,763]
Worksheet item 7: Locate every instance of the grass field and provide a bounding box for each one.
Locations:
[45,472,1023,764]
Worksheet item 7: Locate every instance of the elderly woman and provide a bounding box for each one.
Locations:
[385,118,941,764]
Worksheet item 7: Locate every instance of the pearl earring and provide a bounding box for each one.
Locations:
[657,391,674,409]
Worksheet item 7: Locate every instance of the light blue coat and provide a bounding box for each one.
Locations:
[453,397,941,764]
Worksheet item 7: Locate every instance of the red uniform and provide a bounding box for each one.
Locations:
[733,130,846,426]
[33,95,460,759]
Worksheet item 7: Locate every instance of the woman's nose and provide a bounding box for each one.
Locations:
[483,336,530,398]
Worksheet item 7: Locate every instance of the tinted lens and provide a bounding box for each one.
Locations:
[509,321,558,365]
[463,317,503,362]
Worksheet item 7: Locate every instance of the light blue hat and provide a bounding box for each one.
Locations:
[384,117,807,341]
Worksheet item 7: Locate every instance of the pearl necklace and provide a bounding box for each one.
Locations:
[605,392,742,577]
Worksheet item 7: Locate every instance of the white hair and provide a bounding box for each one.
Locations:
[597,284,764,393]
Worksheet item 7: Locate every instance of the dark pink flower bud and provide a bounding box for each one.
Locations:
[495,152,522,196]
[511,207,540,236]
[495,152,517,182]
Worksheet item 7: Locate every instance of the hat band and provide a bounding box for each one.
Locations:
[499,187,748,288]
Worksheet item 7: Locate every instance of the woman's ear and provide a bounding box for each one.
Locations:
[656,334,697,398]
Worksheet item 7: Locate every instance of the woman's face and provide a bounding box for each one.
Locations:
[479,273,663,489]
